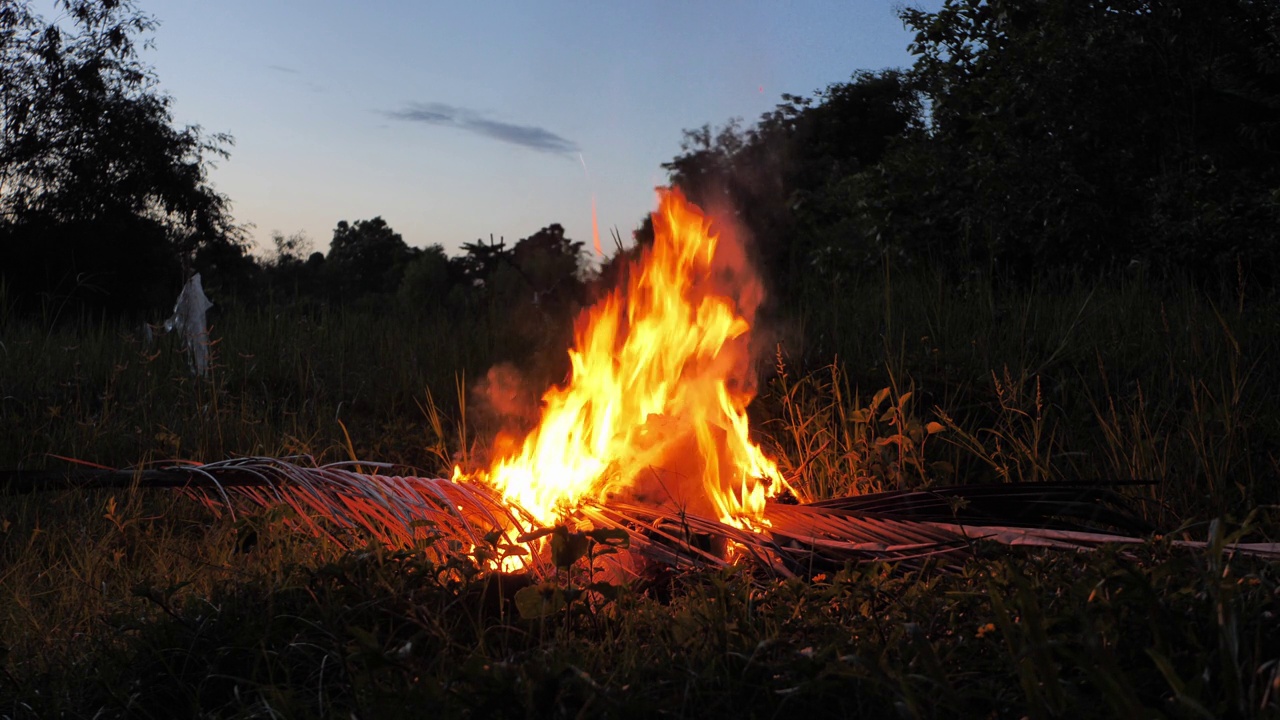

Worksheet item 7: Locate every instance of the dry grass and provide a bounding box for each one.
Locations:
[2,271,1279,717]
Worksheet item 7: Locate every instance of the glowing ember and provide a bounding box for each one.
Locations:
[465,188,792,530]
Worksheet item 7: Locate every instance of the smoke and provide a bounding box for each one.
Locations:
[470,363,541,462]
[696,193,772,399]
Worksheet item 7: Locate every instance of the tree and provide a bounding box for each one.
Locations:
[0,0,243,315]
[454,235,510,290]
[889,0,1280,281]
[511,223,584,303]
[397,243,452,312]
[655,0,1280,292]
[661,71,924,300]
[260,230,317,300]
[326,216,413,301]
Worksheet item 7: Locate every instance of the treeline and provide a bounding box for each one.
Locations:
[0,0,593,328]
[0,0,241,317]
[662,0,1280,305]
[3,0,1278,324]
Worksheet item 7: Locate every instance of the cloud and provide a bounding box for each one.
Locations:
[385,102,578,156]
[266,64,327,93]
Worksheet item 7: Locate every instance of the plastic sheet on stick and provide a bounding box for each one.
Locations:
[163,273,214,375]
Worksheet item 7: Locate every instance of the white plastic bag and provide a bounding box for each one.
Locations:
[163,273,214,375]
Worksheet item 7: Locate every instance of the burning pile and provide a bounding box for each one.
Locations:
[468,187,793,530]
[11,189,1277,575]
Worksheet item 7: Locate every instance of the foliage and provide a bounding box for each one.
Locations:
[0,489,1276,718]
[889,0,1280,282]
[3,264,1280,716]
[326,216,415,301]
[4,2,1280,714]
[512,524,629,620]
[658,0,1280,294]
[660,70,923,304]
[0,0,244,315]
[767,355,949,498]
[396,243,451,312]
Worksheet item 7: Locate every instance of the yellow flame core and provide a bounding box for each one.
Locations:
[478,189,788,529]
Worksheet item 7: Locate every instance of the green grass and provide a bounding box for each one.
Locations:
[775,270,1280,521]
[2,502,1276,718]
[2,271,1279,717]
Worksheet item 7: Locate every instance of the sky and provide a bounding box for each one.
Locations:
[84,1,939,259]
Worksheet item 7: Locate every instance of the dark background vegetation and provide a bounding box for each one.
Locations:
[4,0,1278,335]
[3,1,1280,717]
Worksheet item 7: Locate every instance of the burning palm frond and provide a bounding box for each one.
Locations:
[5,458,1276,579]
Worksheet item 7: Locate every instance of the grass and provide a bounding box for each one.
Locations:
[2,270,1279,717]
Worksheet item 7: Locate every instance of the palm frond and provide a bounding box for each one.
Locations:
[4,459,1276,576]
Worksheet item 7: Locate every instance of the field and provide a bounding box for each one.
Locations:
[2,273,1278,718]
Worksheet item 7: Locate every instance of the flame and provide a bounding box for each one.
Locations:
[471,188,791,530]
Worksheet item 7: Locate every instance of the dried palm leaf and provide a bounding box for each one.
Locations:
[3,459,1276,577]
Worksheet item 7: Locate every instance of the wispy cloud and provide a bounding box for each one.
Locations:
[265,64,327,93]
[385,102,578,157]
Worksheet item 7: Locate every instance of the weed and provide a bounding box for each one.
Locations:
[3,271,1280,716]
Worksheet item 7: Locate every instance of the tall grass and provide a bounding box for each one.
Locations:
[4,270,1276,517]
[0,305,498,473]
[771,270,1280,523]
[2,271,1279,717]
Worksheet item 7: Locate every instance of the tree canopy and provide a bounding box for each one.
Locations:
[326,217,415,301]
[6,0,1277,320]
[661,0,1280,294]
[0,0,242,315]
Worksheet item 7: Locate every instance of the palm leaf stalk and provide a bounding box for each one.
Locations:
[2,458,1276,578]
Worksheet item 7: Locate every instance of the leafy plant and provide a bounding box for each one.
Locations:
[767,351,948,499]
[513,524,630,620]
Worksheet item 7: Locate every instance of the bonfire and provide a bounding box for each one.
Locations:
[5,189,1277,576]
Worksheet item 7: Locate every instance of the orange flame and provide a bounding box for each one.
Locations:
[473,188,791,530]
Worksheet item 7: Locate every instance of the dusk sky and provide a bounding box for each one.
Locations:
[101,1,939,259]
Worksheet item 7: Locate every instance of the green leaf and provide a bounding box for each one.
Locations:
[346,625,382,652]
[1145,649,1215,719]
[514,583,566,619]
[550,526,590,569]
[1144,649,1186,695]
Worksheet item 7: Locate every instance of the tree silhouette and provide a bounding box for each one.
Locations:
[397,244,452,312]
[326,217,413,301]
[887,0,1280,280]
[511,223,584,304]
[662,71,922,300]
[0,0,243,315]
[655,0,1280,291]
[455,235,510,290]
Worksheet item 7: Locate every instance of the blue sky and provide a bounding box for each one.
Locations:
[120,1,937,258]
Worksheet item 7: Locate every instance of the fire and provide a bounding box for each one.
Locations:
[469,188,791,530]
